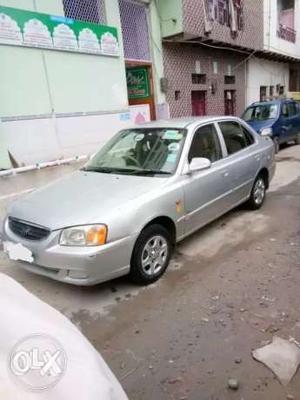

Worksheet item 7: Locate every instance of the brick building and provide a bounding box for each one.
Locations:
[157,0,300,118]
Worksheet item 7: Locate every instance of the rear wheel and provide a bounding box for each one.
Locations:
[130,224,172,285]
[247,174,267,210]
[296,133,300,145]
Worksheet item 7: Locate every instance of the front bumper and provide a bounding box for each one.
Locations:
[1,218,137,286]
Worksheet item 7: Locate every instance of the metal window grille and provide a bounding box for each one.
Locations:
[224,75,236,84]
[63,0,106,24]
[192,74,207,84]
[206,0,243,30]
[119,0,151,61]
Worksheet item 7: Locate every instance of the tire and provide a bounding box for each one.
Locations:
[247,174,267,210]
[273,137,280,154]
[129,224,172,285]
[296,133,300,145]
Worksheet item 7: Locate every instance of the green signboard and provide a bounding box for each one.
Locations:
[0,5,119,57]
[126,68,150,99]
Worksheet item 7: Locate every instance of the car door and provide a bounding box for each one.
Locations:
[183,123,232,235]
[280,102,294,143]
[287,102,299,140]
[217,120,260,204]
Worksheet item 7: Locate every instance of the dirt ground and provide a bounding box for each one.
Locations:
[1,145,300,399]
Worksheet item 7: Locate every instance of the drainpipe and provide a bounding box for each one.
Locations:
[229,0,237,33]
[268,0,271,50]
[32,0,62,155]
[0,155,90,177]
[245,59,248,108]
[202,0,212,33]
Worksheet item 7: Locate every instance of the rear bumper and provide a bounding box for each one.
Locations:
[1,218,137,286]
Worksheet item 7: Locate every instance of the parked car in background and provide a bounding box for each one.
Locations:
[242,99,300,153]
[2,117,275,286]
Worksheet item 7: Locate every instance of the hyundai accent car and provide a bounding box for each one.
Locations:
[1,117,275,286]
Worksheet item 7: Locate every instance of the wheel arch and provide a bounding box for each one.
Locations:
[140,216,177,246]
[257,167,269,189]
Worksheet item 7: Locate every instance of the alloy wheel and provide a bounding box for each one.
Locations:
[141,235,168,276]
[253,178,265,205]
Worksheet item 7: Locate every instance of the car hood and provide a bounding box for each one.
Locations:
[245,119,274,133]
[8,171,168,230]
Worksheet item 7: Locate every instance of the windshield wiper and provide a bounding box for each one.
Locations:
[129,169,171,176]
[82,166,171,176]
[81,166,135,174]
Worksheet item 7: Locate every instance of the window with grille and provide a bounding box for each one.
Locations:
[119,0,151,61]
[63,0,106,24]
[175,90,181,101]
[224,75,235,84]
[206,0,243,30]
[192,74,207,84]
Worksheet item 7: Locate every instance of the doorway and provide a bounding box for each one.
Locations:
[126,62,156,122]
[290,69,298,91]
[191,91,207,116]
[224,90,236,115]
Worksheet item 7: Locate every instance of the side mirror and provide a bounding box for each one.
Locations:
[260,127,273,138]
[189,157,211,173]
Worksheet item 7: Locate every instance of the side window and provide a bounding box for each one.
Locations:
[241,125,255,146]
[287,103,297,117]
[188,124,222,163]
[219,121,252,156]
[282,103,289,117]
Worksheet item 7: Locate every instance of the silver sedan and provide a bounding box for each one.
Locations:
[1,117,275,285]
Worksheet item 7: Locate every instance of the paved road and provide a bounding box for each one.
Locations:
[1,145,300,399]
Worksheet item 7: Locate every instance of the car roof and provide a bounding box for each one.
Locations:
[131,116,241,130]
[250,98,295,107]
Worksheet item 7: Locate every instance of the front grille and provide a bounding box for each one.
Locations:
[9,217,50,241]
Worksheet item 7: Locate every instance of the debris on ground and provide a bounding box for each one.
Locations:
[252,336,300,386]
[227,378,239,390]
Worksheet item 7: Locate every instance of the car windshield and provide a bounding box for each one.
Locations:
[243,104,279,122]
[83,128,187,176]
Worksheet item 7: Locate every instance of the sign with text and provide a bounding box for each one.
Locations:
[126,67,150,99]
[0,5,119,57]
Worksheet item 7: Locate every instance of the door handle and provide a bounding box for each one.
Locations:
[222,171,229,177]
[254,154,261,161]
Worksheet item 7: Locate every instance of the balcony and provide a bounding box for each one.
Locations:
[277,23,296,43]
[277,6,296,43]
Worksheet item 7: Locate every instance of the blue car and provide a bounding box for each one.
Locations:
[242,99,300,153]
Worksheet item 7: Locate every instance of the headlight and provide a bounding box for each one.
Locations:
[260,127,273,137]
[60,225,107,246]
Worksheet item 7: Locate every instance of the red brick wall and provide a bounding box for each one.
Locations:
[182,0,264,51]
[163,43,246,117]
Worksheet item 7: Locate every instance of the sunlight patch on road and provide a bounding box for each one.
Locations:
[179,213,269,259]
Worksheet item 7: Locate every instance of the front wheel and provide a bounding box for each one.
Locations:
[129,224,172,285]
[247,175,267,210]
[295,133,300,145]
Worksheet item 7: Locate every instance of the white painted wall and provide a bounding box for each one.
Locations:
[246,57,289,106]
[264,0,300,59]
[1,112,132,166]
[1,105,152,167]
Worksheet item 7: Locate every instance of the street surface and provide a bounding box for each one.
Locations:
[1,145,300,399]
